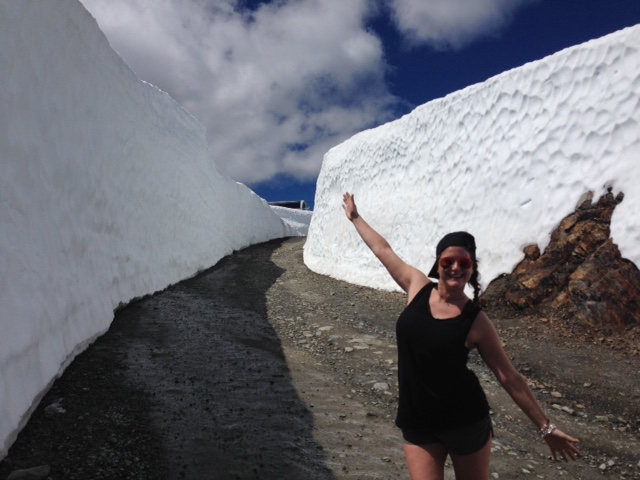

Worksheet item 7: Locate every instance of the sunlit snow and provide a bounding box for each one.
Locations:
[305,25,640,293]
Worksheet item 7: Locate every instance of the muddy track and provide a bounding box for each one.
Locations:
[1,237,639,479]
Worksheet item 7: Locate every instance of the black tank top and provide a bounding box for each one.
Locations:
[395,282,490,432]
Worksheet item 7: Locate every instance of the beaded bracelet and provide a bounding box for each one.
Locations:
[538,420,557,438]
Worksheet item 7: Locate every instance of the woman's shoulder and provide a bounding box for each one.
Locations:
[465,299,483,318]
[406,280,434,305]
[466,310,502,351]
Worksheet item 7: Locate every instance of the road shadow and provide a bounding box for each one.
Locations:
[1,238,336,480]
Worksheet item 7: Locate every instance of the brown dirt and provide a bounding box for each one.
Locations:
[1,237,639,479]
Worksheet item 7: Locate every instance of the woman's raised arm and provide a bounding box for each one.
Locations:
[342,192,429,299]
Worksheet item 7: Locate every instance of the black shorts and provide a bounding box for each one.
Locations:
[401,414,493,456]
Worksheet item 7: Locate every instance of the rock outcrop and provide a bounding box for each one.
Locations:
[481,190,640,332]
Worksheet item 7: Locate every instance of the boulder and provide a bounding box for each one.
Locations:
[481,189,640,331]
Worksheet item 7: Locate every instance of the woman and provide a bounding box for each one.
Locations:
[341,192,580,480]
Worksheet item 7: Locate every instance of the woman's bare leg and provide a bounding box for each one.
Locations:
[403,442,448,480]
[449,435,492,480]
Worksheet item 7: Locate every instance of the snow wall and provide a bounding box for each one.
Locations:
[305,25,640,293]
[0,1,291,458]
[270,206,313,236]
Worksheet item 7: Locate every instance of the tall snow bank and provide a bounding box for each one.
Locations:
[0,0,289,458]
[305,25,640,292]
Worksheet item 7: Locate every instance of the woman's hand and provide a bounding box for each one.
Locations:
[342,192,359,221]
[544,428,580,462]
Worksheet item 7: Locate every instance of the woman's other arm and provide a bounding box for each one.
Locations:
[468,312,581,462]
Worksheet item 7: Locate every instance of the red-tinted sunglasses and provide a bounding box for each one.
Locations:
[439,256,473,270]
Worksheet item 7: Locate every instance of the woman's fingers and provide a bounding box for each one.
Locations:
[342,192,356,219]
[559,446,579,462]
[546,430,580,462]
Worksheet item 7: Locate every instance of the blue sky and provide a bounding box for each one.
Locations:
[80,0,640,210]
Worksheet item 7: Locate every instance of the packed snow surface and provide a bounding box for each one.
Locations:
[270,206,313,236]
[305,25,640,293]
[0,0,291,458]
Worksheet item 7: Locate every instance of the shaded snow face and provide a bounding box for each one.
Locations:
[0,0,288,459]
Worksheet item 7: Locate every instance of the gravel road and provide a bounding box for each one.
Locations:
[1,237,639,479]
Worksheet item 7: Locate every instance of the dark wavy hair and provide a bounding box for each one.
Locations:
[469,258,481,304]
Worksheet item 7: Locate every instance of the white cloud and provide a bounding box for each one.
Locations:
[80,0,398,184]
[79,0,536,185]
[386,0,538,49]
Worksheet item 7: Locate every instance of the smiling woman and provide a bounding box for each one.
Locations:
[341,192,581,480]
